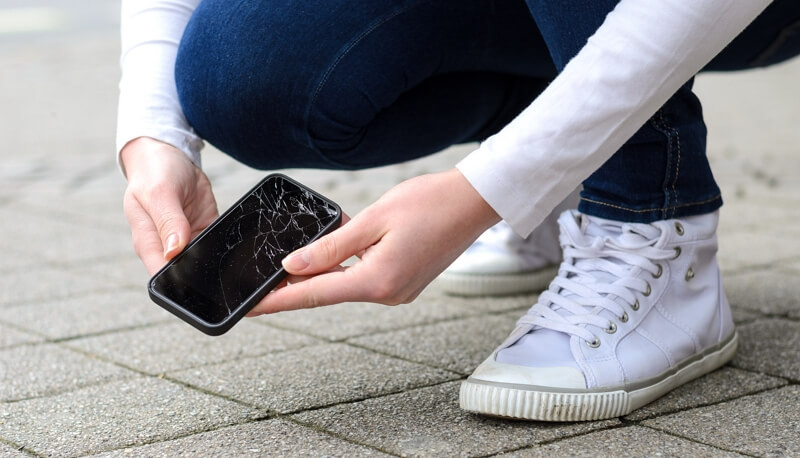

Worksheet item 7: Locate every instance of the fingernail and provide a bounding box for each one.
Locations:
[164,233,179,257]
[283,249,310,271]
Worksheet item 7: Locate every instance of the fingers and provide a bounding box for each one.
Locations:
[282,211,379,276]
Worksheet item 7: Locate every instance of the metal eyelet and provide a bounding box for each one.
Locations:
[685,267,695,281]
[672,247,682,259]
[643,282,652,297]
[605,322,617,334]
[675,222,685,236]
[631,299,640,311]
[587,337,601,348]
[652,264,663,279]
[619,312,629,323]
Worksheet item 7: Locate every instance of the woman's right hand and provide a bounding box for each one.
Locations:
[121,137,219,275]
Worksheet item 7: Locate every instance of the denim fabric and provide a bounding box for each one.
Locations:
[176,0,800,222]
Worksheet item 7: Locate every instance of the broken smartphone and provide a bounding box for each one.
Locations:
[148,173,342,336]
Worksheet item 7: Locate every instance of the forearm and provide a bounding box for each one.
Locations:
[117,0,202,173]
[458,0,771,236]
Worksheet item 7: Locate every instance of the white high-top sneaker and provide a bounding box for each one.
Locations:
[459,210,736,421]
[437,189,580,296]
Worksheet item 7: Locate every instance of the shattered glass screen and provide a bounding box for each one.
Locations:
[151,175,340,325]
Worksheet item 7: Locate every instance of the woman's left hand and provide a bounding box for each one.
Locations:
[247,168,500,314]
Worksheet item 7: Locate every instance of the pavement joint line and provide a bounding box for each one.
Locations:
[1,372,141,404]
[638,423,758,457]
[343,339,470,377]
[0,437,36,457]
[278,415,403,457]
[281,378,462,418]
[491,421,632,456]
[0,285,138,310]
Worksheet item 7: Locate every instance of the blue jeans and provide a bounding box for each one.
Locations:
[176,0,800,223]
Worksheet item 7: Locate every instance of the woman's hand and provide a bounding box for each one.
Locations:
[121,137,219,275]
[248,168,500,314]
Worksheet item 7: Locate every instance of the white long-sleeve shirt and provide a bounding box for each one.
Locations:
[117,0,771,235]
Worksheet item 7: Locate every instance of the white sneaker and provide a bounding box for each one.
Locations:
[436,190,580,296]
[459,210,737,421]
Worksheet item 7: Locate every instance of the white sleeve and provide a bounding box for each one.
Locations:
[116,0,203,171]
[457,0,771,236]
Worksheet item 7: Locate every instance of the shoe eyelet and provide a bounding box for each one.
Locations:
[631,299,640,311]
[652,264,663,279]
[587,337,601,348]
[672,247,682,260]
[605,322,617,334]
[685,267,695,281]
[620,312,629,323]
[643,282,652,297]
[674,222,685,236]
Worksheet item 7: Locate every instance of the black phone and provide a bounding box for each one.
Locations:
[148,173,342,336]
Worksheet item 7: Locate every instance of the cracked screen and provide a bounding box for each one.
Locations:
[151,174,341,326]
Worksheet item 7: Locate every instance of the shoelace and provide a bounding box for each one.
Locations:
[516,212,676,346]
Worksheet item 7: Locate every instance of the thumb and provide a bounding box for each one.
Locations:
[282,214,372,275]
[151,193,192,261]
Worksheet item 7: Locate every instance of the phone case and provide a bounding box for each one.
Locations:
[148,173,342,336]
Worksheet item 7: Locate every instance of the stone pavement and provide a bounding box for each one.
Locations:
[0,3,799,457]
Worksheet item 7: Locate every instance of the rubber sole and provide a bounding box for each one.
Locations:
[436,265,557,297]
[459,332,738,421]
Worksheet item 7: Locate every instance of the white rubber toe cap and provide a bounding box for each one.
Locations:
[470,353,586,390]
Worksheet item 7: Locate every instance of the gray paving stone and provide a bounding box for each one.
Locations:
[623,367,787,421]
[0,443,26,457]
[0,324,41,348]
[731,319,800,381]
[0,243,47,274]
[717,231,800,273]
[0,265,104,307]
[66,320,320,374]
[168,343,458,414]
[293,381,619,457]
[349,313,519,375]
[725,269,800,317]
[501,426,743,457]
[643,386,800,457]
[0,290,173,340]
[92,419,389,457]
[731,306,764,324]
[0,344,132,401]
[423,288,538,314]
[83,255,150,288]
[0,377,262,458]
[258,298,478,341]
[0,207,132,264]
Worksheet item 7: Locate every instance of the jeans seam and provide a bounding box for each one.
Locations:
[303,0,430,154]
[579,194,721,214]
[655,110,682,219]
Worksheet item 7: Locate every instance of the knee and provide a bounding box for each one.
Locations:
[174,0,331,169]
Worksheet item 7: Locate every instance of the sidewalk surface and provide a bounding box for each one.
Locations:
[1,3,799,457]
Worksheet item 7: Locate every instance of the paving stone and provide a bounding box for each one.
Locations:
[0,344,132,401]
[168,343,458,414]
[92,419,389,457]
[0,265,104,307]
[623,367,787,421]
[349,313,519,375]
[83,255,150,288]
[731,319,800,381]
[731,306,763,324]
[258,299,478,341]
[66,320,320,374]
[0,243,47,274]
[0,324,41,348]
[0,290,173,340]
[717,231,800,273]
[501,426,743,457]
[293,381,619,457]
[0,208,132,264]
[0,443,26,457]
[0,377,262,457]
[643,386,800,457]
[725,269,800,316]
